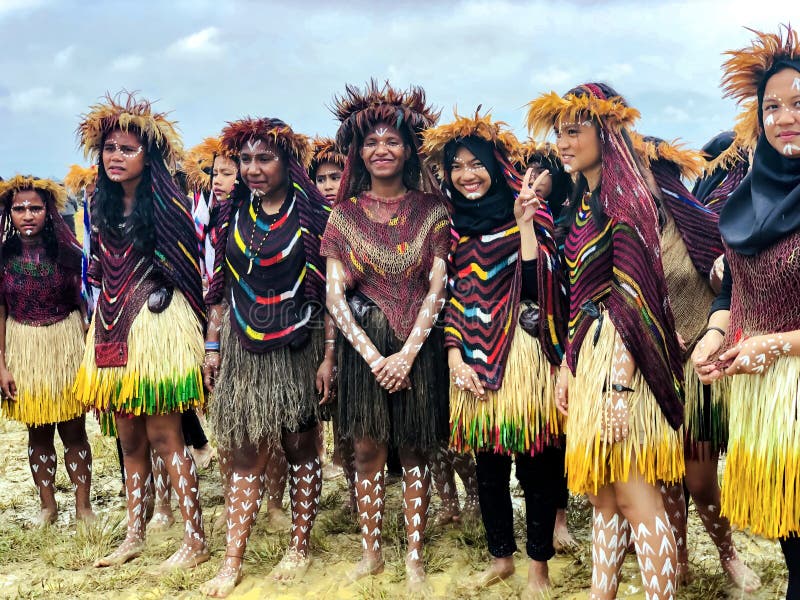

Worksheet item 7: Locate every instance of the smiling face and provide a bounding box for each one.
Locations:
[102,129,146,184]
[526,162,553,199]
[314,161,343,201]
[359,122,410,181]
[10,189,46,239]
[238,137,287,197]
[450,146,492,200]
[211,155,237,202]
[762,67,800,157]
[554,119,602,177]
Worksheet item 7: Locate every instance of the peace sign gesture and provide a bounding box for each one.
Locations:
[514,168,549,224]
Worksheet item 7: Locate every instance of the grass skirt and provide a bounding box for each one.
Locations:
[337,304,448,452]
[209,309,323,449]
[450,323,561,455]
[2,311,85,426]
[684,360,729,458]
[721,356,800,539]
[565,314,684,495]
[75,290,204,416]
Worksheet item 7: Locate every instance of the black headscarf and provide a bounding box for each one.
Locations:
[692,130,735,202]
[719,62,800,255]
[444,136,515,236]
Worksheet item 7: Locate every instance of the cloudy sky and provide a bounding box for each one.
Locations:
[0,0,791,178]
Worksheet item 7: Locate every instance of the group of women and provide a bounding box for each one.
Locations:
[0,24,799,599]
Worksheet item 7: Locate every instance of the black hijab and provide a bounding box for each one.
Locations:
[444,136,515,236]
[692,130,735,202]
[719,62,800,255]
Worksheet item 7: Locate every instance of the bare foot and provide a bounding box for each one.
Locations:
[271,548,312,583]
[191,444,216,470]
[406,558,430,595]
[266,507,292,532]
[76,506,97,524]
[553,509,578,551]
[676,561,692,588]
[461,495,481,521]
[200,556,243,598]
[37,507,58,526]
[521,560,552,599]
[432,501,461,527]
[152,542,210,573]
[147,509,175,533]
[473,556,515,588]
[347,555,384,583]
[94,536,144,567]
[723,555,761,593]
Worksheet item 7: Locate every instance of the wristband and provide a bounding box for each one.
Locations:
[703,326,726,338]
[610,383,635,393]
[204,341,220,351]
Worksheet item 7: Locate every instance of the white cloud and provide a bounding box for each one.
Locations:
[110,54,144,71]
[0,0,48,17]
[0,86,79,115]
[166,27,222,57]
[662,105,691,123]
[54,45,74,66]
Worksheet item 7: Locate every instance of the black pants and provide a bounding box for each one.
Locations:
[555,445,569,509]
[781,535,800,599]
[475,445,563,561]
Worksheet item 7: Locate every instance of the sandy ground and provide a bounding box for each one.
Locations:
[0,416,788,600]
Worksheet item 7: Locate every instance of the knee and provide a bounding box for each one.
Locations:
[119,434,149,458]
[282,429,319,465]
[57,420,88,448]
[353,439,384,469]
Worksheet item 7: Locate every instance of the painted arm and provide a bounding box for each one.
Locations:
[316,311,338,405]
[0,306,16,400]
[202,303,223,392]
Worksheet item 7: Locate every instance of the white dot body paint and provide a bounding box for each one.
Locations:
[793,77,800,92]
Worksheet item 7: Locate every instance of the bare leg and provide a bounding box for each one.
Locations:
[348,437,387,582]
[148,449,174,532]
[400,447,432,591]
[271,428,322,583]
[95,415,151,567]
[615,472,677,600]
[452,451,480,519]
[57,415,95,522]
[339,437,357,512]
[27,424,59,525]
[428,443,461,526]
[587,486,629,600]
[147,413,208,571]
[201,439,269,598]
[264,443,290,529]
[686,447,761,592]
[214,449,233,531]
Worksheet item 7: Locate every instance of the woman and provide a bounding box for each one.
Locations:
[75,92,207,570]
[321,80,449,591]
[527,83,685,599]
[200,117,335,596]
[693,25,800,598]
[633,134,760,591]
[422,111,566,597]
[0,175,94,526]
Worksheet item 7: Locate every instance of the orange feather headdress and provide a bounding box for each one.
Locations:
[220,117,310,167]
[183,137,234,193]
[63,164,98,197]
[0,175,68,212]
[516,140,560,170]
[629,133,704,181]
[77,91,183,170]
[421,109,521,177]
[308,137,345,176]
[525,89,640,138]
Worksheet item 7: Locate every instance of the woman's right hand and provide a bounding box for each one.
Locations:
[202,352,220,393]
[555,365,569,416]
[691,329,725,384]
[0,366,17,400]
[450,361,485,400]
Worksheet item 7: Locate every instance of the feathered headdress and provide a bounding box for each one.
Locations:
[703,100,760,174]
[220,117,310,167]
[77,91,183,169]
[421,108,521,176]
[525,87,640,138]
[629,133,704,181]
[332,79,440,153]
[308,137,345,176]
[0,175,68,211]
[183,137,231,194]
[64,164,98,197]
[721,25,800,105]
[517,140,561,170]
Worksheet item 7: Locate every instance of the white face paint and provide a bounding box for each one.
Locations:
[793,77,800,92]
[374,127,389,138]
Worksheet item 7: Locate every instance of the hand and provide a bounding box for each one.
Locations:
[514,168,548,224]
[0,366,17,401]
[373,352,413,393]
[316,356,338,405]
[202,352,220,393]
[449,361,485,399]
[709,254,725,294]
[692,329,725,384]
[719,333,792,376]
[555,366,569,416]
[676,332,687,353]
[601,391,629,443]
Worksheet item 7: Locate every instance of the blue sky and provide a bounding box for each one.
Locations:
[0,0,791,179]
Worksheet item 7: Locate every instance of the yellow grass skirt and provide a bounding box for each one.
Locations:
[684,360,730,456]
[75,290,204,416]
[449,324,560,455]
[565,315,684,495]
[721,355,800,539]
[2,311,85,426]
